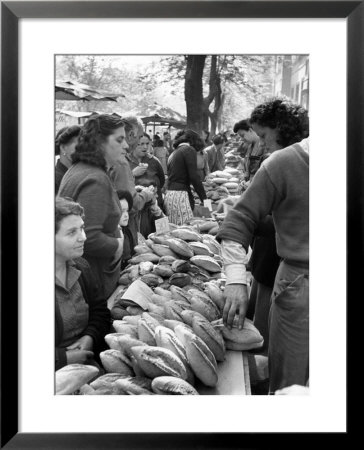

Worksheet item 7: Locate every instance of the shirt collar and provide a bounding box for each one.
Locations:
[55,260,81,291]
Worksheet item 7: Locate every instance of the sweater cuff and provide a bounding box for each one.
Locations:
[221,239,249,285]
[225,263,247,285]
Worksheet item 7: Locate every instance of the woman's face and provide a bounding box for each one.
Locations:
[119,199,129,227]
[103,126,129,166]
[135,136,150,159]
[238,129,257,145]
[251,123,281,152]
[61,136,78,162]
[56,214,86,262]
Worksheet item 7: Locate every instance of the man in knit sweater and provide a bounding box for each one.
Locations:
[216,138,309,393]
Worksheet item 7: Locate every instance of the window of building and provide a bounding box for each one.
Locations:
[295,83,300,102]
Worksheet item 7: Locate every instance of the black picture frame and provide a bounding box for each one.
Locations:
[1,1,361,448]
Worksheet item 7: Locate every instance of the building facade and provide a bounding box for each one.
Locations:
[272,55,309,110]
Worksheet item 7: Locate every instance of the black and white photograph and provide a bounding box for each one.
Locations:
[2,2,354,444]
[55,54,310,397]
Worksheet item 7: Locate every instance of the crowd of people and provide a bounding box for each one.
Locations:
[55,97,309,395]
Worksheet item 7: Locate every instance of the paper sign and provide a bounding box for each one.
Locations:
[121,279,153,310]
[155,216,170,235]
[203,199,213,211]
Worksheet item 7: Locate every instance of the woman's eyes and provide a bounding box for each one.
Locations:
[68,226,84,235]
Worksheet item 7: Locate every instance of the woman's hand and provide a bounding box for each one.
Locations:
[141,186,155,203]
[223,284,249,330]
[66,335,94,351]
[133,165,148,177]
[66,349,94,365]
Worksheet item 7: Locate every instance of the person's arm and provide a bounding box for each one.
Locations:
[216,166,279,329]
[183,146,207,201]
[255,215,275,237]
[55,295,95,370]
[132,165,148,177]
[111,231,125,264]
[75,176,120,258]
[77,259,111,352]
[216,164,278,251]
[154,158,165,189]
[206,148,213,172]
[111,161,154,213]
[203,151,210,179]
[220,240,250,329]
[150,200,164,218]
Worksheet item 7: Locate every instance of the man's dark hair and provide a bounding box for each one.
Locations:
[212,134,227,146]
[233,119,250,133]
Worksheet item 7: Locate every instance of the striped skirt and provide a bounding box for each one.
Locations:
[164,190,193,226]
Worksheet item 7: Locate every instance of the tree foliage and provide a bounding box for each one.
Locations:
[141,54,276,133]
[56,55,162,115]
[55,54,278,134]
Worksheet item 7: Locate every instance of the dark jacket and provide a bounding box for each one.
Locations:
[120,226,136,270]
[167,144,207,209]
[55,257,111,370]
[55,159,68,195]
[58,162,122,298]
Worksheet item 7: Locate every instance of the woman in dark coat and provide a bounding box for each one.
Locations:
[164,129,207,225]
[58,114,129,298]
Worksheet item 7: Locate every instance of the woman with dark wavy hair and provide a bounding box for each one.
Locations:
[217,98,309,393]
[246,99,309,355]
[249,97,309,151]
[58,114,129,298]
[164,129,207,225]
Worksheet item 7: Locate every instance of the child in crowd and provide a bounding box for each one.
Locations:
[135,180,165,237]
[116,190,137,270]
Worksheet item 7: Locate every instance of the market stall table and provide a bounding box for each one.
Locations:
[107,286,251,395]
[196,350,251,395]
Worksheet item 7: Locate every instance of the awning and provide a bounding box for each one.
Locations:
[140,113,186,129]
[55,80,125,102]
